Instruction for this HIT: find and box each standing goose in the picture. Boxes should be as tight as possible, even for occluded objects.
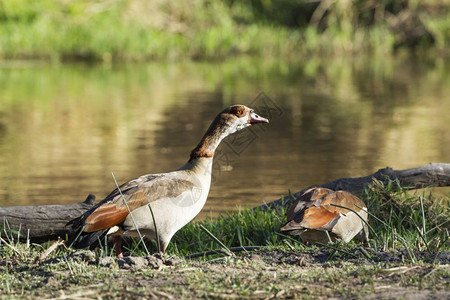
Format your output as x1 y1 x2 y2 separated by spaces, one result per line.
67 105 268 256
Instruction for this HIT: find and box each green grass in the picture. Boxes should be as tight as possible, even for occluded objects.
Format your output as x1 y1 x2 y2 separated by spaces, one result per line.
122 180 448 258
0 0 449 62
1 180 448 259
0 181 449 298
362 179 449 256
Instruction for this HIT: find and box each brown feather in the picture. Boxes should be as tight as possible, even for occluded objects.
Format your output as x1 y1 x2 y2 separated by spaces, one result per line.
84 189 148 232
286 187 333 220
84 204 129 232
309 187 333 200
299 206 339 229
321 191 366 214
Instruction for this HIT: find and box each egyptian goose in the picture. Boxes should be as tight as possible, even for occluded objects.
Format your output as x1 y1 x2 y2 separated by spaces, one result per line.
67 105 268 256
280 187 368 244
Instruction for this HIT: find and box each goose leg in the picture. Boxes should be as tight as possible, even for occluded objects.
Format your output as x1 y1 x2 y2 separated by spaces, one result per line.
113 236 123 257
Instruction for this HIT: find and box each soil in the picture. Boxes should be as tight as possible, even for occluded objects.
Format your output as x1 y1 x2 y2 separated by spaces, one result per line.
2 249 449 299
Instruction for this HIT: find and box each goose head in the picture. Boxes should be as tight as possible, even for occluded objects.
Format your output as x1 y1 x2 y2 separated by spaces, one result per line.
220 104 269 134
190 105 269 160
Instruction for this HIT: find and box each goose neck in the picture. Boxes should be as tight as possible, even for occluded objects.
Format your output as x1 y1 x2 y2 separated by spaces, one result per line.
178 157 214 178
189 116 232 161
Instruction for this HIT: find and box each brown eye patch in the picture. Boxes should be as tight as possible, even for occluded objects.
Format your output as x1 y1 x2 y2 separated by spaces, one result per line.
230 105 246 117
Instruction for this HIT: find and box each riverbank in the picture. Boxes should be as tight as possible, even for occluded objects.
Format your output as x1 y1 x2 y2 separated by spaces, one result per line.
1 182 448 298
1 248 449 298
0 0 449 62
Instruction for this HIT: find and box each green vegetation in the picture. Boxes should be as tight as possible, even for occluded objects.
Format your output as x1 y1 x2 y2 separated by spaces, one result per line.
0 0 449 62
0 182 449 298
148 180 450 257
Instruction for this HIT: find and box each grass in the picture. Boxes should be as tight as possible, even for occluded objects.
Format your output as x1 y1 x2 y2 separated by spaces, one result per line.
137 180 448 258
0 0 449 62
0 181 449 298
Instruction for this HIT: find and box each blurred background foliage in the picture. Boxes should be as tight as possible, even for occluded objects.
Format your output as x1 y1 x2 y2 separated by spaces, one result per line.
0 0 448 62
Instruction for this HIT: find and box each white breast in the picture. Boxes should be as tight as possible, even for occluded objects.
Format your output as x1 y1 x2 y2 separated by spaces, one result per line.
120 165 212 245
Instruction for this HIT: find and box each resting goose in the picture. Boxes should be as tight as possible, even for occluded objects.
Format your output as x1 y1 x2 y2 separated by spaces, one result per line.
280 187 368 244
67 105 268 256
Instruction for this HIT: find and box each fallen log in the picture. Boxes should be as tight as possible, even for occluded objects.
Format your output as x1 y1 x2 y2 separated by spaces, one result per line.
0 163 449 242
0 194 96 241
259 162 450 210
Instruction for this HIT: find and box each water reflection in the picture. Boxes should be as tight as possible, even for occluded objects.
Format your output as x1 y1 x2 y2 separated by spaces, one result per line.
0 57 448 217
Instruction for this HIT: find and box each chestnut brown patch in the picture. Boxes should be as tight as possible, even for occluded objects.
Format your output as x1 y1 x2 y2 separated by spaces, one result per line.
301 206 339 229
230 105 247 118
85 204 129 232
190 146 214 159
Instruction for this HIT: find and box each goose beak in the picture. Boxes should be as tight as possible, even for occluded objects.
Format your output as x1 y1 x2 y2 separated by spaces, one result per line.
249 110 269 124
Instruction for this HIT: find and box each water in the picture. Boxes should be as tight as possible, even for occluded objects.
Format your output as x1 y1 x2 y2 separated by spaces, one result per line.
0 57 449 217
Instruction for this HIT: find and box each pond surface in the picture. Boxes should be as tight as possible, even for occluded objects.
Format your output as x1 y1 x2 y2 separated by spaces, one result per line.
0 57 449 217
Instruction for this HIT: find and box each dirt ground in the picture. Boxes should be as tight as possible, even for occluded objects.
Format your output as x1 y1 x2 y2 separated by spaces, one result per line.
2 248 448 299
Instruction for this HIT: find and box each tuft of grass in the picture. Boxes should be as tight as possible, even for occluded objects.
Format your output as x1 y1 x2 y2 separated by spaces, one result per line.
169 205 289 256
363 178 449 255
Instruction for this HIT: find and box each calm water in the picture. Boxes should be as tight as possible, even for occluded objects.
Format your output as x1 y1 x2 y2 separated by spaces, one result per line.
0 57 449 217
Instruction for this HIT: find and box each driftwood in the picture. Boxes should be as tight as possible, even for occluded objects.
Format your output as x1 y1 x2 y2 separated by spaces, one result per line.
0 163 449 242
259 162 450 210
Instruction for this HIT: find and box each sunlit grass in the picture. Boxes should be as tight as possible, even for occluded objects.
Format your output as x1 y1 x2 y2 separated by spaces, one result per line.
116 180 449 259
1 180 447 260
0 0 449 61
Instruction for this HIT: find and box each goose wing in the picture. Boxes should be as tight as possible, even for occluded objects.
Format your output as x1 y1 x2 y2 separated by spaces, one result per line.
70 174 195 233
